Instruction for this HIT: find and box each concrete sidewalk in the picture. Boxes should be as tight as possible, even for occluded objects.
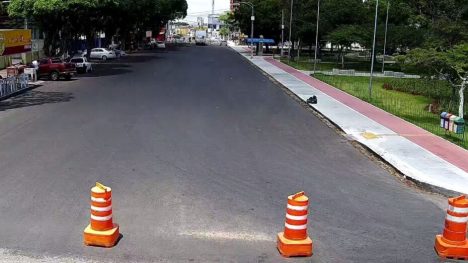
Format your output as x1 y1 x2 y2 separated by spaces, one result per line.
230 44 468 195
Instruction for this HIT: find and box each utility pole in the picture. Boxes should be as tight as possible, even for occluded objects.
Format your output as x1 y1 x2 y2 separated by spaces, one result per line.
312 0 320 75
382 1 390 73
288 0 294 60
250 6 254 59
235 2 254 59
281 9 284 57
208 0 215 38
368 0 379 100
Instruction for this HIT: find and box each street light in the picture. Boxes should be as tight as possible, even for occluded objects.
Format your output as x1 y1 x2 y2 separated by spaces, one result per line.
368 0 379 100
288 0 294 60
382 1 390 73
235 1 255 59
281 9 285 57
312 0 320 75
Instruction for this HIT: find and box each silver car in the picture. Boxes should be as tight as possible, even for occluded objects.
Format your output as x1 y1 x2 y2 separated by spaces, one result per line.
89 48 116 61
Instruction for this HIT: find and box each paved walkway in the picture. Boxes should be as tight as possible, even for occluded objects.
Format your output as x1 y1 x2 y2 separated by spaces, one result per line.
230 44 468 194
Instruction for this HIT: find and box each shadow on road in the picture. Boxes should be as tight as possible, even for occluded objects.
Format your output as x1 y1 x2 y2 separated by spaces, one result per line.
78 53 163 79
0 90 74 111
77 65 133 78
121 53 163 63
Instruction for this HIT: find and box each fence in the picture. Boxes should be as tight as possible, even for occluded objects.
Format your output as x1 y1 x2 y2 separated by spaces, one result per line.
314 74 467 149
0 74 29 100
320 69 419 79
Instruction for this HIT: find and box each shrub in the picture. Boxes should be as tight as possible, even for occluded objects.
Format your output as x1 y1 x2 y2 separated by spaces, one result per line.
382 83 393 90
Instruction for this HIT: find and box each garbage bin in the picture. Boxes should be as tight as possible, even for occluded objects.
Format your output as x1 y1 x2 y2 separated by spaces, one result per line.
449 115 457 132
440 112 447 129
454 117 465 134
445 113 453 130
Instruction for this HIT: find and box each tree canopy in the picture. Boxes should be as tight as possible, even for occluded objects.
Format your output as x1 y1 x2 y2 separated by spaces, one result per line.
8 0 187 56
232 0 467 53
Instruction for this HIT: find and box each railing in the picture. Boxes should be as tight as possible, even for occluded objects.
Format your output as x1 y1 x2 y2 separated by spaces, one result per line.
0 74 30 100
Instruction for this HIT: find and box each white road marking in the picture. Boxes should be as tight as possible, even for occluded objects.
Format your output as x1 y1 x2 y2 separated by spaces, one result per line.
0 248 101 263
178 230 274 242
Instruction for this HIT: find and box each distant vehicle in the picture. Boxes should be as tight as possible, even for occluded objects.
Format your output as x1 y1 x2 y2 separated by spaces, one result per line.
155 27 166 48
38 58 76 81
156 41 166 49
210 38 221 45
195 30 207 45
112 49 127 58
87 48 116 61
70 57 92 73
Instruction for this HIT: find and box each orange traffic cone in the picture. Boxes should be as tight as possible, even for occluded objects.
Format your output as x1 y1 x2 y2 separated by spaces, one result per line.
277 191 313 257
434 195 468 260
83 182 120 247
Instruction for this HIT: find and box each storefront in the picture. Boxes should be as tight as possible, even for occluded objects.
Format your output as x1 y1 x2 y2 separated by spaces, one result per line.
0 29 32 69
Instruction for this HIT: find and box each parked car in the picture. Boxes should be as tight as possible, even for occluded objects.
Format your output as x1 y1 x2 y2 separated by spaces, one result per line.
113 49 127 58
70 57 92 73
38 58 76 81
156 41 166 49
88 48 116 61
210 38 221 45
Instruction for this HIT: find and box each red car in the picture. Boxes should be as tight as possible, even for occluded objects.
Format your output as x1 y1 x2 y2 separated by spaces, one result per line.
38 58 76 81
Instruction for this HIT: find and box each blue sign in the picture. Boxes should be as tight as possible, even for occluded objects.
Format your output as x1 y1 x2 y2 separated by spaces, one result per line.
246 38 275 44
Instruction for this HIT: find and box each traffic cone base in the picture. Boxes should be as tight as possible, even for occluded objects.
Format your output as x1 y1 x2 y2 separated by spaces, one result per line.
435 235 468 260
277 232 313 257
84 223 120 248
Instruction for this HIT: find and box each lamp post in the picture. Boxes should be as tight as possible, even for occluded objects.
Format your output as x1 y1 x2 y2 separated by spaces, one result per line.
288 0 294 60
368 0 379 100
382 1 390 73
235 2 255 59
312 0 320 75
281 9 285 57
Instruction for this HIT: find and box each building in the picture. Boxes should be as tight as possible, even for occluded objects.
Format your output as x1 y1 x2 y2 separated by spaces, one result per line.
197 17 204 27
0 11 43 69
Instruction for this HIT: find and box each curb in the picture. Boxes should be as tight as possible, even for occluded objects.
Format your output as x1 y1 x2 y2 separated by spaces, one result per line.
230 47 462 197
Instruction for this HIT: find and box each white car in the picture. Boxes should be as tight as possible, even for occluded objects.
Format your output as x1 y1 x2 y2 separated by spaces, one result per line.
89 48 116 61
156 41 166 49
70 57 92 73
114 49 127 58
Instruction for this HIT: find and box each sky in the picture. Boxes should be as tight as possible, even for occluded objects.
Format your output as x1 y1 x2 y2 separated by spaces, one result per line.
183 0 230 24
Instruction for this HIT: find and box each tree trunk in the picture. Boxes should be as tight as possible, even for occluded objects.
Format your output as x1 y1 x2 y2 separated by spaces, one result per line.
86 32 95 60
459 78 466 118
297 38 301 59
340 46 345 69
43 31 53 57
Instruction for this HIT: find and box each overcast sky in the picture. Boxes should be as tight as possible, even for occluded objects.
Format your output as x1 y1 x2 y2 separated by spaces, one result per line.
184 0 230 23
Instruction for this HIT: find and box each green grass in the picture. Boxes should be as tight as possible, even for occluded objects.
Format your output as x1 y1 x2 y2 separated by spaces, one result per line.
280 56 404 73
314 74 467 149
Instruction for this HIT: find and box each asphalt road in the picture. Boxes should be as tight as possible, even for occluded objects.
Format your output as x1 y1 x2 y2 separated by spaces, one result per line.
0 45 448 262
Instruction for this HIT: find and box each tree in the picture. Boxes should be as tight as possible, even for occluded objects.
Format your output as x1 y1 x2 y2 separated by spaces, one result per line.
405 0 468 50
219 27 230 39
233 0 282 41
400 44 468 117
8 0 187 56
326 25 367 68
219 11 236 31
